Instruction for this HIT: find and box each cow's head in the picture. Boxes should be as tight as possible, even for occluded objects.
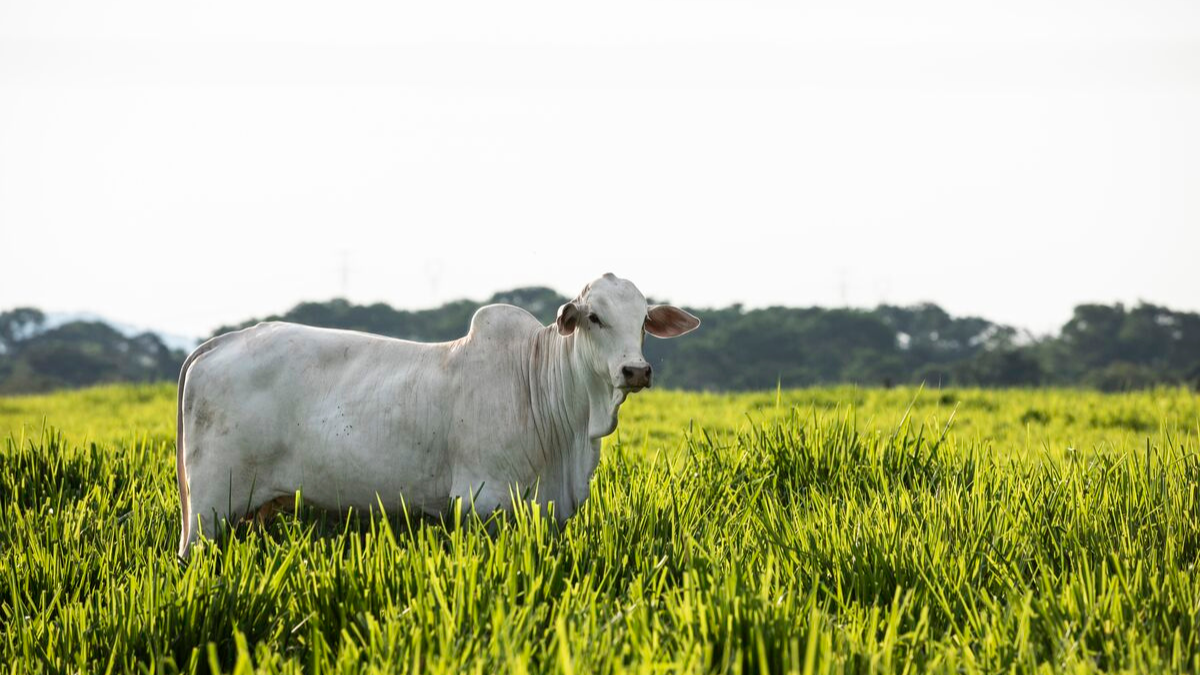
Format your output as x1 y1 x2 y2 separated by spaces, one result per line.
556 274 699 437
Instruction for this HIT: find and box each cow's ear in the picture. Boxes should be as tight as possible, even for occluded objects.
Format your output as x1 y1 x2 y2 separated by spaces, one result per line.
556 302 581 336
645 305 700 338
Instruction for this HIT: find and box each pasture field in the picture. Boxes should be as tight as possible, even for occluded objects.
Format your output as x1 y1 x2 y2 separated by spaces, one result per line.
1 384 1200 673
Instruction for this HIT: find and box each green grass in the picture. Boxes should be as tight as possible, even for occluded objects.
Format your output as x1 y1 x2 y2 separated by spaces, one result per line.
1 385 1199 673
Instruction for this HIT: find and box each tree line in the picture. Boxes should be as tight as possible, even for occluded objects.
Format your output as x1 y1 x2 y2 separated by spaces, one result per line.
3 289 1199 394
0 308 181 395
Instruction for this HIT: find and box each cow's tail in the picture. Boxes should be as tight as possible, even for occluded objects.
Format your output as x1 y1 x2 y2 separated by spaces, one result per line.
176 335 225 559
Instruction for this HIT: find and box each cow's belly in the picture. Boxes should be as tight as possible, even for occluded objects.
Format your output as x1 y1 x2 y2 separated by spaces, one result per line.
253 377 455 516
274 435 453 515
273 418 449 515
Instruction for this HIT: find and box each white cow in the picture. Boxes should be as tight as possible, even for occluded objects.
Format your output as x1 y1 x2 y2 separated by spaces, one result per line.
176 274 699 557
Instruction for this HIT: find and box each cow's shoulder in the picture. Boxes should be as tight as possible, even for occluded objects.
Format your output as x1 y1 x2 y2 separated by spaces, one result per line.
466 304 542 343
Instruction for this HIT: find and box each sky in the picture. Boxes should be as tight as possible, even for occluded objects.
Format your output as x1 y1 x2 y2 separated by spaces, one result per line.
1 0 1198 338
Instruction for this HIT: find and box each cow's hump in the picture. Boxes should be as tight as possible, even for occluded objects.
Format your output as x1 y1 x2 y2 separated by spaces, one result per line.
466 304 542 343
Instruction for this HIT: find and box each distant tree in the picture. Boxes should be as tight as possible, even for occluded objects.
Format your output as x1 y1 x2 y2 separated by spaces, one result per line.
0 319 184 394
1084 362 1164 392
1059 304 1128 374
0 307 46 354
1186 362 1200 392
953 348 1045 387
873 303 1012 366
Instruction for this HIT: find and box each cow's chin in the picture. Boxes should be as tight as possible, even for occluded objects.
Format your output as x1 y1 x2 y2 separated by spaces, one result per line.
611 387 629 409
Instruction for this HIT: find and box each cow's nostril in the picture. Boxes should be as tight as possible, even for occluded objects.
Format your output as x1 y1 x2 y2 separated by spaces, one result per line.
622 366 634 379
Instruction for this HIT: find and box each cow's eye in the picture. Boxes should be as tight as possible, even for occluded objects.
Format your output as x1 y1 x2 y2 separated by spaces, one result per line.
588 313 602 327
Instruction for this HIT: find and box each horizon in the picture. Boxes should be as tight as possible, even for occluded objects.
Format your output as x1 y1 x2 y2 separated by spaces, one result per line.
3 1 1198 338
13 281 1193 346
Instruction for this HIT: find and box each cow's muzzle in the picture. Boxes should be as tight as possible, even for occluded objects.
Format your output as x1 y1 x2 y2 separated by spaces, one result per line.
620 364 652 392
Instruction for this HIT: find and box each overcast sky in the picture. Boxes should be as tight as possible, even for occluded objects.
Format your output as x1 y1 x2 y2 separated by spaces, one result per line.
1 1 1197 338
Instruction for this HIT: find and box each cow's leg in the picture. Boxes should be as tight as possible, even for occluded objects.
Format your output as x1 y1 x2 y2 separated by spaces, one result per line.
253 495 294 524
183 452 276 552
184 465 237 549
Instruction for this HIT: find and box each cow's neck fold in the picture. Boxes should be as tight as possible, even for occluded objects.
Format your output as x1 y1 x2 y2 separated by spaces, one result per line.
530 326 609 514
532 326 624 441
528 325 624 486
